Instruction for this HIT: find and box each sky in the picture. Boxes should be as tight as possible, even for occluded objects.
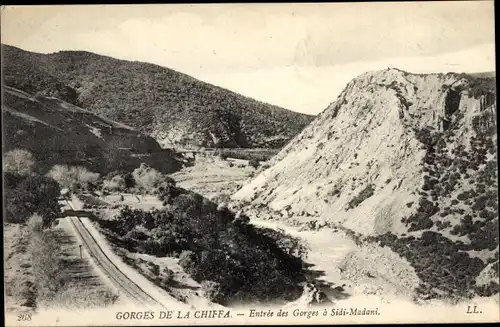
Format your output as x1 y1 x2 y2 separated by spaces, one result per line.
1 2 496 115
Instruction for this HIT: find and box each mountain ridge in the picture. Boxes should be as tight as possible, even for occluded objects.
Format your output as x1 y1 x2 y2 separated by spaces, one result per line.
2 85 182 175
1 44 314 149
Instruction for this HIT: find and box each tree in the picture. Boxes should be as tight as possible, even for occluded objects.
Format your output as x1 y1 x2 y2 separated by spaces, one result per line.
46 165 100 191
103 175 127 192
3 149 36 176
5 175 61 226
4 172 25 189
132 163 166 192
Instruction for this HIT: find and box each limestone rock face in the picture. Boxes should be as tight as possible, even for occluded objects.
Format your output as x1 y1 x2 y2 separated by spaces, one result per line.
233 68 496 236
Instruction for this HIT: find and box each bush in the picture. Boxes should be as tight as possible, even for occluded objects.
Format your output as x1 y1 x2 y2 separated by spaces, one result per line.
248 159 260 169
475 282 500 297
374 231 487 300
4 172 26 189
155 183 182 205
160 267 174 286
27 214 44 234
50 282 119 309
201 280 224 303
148 262 160 276
218 152 228 161
210 149 278 162
347 184 375 209
178 250 196 268
5 175 61 226
257 227 308 260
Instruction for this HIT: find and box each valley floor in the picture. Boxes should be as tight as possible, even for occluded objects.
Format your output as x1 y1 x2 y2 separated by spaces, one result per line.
168 154 497 308
168 155 419 304
170 155 255 202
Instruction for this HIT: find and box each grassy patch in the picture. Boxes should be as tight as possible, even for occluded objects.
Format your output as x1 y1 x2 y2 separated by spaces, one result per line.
4 223 37 310
49 282 119 309
5 215 120 311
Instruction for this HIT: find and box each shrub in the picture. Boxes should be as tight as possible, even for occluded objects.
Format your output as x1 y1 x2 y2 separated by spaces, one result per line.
248 159 260 169
475 282 500 297
106 171 136 189
27 214 44 234
347 184 375 209
178 250 196 268
209 149 277 162
50 282 119 309
161 267 174 286
148 262 160 276
3 148 36 176
405 198 439 231
156 183 182 205
256 227 309 260
201 280 224 303
374 231 488 299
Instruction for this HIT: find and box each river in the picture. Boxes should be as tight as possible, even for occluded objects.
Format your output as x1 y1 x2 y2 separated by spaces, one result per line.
249 218 357 301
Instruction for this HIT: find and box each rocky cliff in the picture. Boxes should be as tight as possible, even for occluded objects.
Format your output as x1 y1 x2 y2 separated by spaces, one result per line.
233 68 498 300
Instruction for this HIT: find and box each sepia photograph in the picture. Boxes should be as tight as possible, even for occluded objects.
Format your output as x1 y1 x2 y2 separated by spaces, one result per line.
1 2 498 325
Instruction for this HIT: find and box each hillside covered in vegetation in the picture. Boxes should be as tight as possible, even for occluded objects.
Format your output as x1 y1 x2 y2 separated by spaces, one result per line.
2 85 182 175
2 44 314 149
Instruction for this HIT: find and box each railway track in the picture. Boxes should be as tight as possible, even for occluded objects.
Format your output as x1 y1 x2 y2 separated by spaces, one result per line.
65 200 169 310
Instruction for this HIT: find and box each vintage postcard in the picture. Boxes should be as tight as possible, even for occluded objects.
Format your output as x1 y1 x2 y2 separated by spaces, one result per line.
2 2 498 325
